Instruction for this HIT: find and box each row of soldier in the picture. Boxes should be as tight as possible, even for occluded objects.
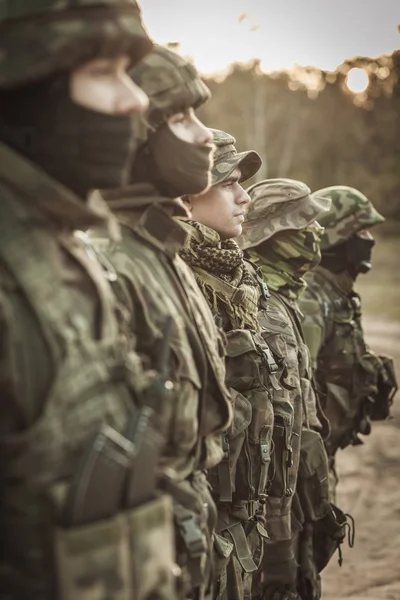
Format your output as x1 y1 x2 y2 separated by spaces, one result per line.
0 2 397 600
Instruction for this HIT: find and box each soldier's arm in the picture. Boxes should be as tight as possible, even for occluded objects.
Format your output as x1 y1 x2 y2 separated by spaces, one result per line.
299 291 327 371
0 283 52 433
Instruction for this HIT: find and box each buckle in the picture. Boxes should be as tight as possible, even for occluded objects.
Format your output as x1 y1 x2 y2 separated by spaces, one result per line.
262 347 279 373
178 516 205 559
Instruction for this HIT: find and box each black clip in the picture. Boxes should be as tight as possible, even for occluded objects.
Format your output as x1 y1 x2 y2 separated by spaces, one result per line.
178 516 205 559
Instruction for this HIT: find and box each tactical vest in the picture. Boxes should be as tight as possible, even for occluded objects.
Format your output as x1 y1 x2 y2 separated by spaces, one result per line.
302 268 381 454
184 262 277 590
0 189 176 600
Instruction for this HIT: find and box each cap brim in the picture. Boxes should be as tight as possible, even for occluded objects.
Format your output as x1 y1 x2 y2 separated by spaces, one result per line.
239 193 332 250
212 150 262 185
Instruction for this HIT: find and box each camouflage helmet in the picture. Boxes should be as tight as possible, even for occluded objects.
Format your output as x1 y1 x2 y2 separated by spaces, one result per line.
131 45 211 134
210 129 262 186
238 178 331 250
314 186 385 250
0 0 152 89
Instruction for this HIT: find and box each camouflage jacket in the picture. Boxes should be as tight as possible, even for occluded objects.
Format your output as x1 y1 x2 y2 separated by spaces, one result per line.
0 142 177 600
89 183 232 594
300 266 384 455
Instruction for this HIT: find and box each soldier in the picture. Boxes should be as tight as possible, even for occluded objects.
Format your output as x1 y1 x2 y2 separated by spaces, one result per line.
0 3 181 600
88 47 232 600
238 179 333 600
299 186 398 501
179 130 278 600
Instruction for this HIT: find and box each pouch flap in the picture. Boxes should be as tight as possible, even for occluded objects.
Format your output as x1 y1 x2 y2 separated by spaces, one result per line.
226 329 257 358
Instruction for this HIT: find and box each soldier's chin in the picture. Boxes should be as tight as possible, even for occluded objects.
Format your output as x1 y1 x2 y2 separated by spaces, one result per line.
231 223 243 239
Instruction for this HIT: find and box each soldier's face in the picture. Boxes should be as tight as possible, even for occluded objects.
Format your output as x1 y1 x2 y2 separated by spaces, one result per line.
70 55 149 115
189 167 251 239
168 108 212 144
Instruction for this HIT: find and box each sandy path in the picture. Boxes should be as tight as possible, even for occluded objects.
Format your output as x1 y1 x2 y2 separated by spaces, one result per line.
323 317 400 600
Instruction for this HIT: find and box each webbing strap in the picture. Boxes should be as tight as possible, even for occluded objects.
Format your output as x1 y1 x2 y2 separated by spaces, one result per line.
225 522 258 573
217 432 232 503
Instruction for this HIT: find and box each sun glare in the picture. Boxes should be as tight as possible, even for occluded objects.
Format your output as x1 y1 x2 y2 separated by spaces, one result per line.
346 68 369 94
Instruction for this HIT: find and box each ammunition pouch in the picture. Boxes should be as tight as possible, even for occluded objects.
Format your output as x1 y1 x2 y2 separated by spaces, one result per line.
212 532 234 600
55 494 177 600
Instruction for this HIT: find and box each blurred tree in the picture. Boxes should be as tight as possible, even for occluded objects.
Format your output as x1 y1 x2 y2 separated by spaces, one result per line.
198 50 400 219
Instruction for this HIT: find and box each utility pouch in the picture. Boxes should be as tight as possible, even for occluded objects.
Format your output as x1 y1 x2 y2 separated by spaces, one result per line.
55 494 177 600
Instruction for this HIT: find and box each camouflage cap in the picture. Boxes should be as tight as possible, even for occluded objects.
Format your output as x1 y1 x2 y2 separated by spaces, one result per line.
131 45 211 132
238 178 331 250
0 0 152 89
314 185 385 250
210 129 262 185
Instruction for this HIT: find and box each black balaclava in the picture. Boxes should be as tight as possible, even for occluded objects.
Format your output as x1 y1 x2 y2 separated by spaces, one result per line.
130 121 213 198
0 73 135 198
320 234 375 280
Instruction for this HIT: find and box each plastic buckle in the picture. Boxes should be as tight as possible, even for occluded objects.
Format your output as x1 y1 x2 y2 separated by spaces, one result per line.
178 516 205 559
262 347 279 373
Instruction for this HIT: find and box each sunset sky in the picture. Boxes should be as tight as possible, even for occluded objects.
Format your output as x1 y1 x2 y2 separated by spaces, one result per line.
140 0 400 75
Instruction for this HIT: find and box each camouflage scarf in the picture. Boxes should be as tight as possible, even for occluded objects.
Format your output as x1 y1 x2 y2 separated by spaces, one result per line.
249 225 323 299
179 220 260 330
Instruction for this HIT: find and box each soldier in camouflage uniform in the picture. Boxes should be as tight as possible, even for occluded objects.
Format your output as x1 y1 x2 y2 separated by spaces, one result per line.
299 186 397 502
0 3 184 600
89 47 233 600
179 130 279 600
238 179 333 600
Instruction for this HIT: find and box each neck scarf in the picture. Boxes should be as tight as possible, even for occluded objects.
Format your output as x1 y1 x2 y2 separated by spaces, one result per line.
179 220 260 330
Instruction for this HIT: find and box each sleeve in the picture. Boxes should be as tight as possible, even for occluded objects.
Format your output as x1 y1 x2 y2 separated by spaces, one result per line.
0 285 52 434
298 289 327 371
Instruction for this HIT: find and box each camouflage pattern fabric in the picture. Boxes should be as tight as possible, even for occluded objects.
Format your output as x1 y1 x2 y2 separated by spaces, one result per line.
245 223 324 301
311 186 385 250
210 129 262 185
0 0 152 88
0 142 179 599
238 178 331 250
131 45 210 134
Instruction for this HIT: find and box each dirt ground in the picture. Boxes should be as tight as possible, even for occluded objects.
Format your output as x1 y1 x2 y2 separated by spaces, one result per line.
321 236 400 600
